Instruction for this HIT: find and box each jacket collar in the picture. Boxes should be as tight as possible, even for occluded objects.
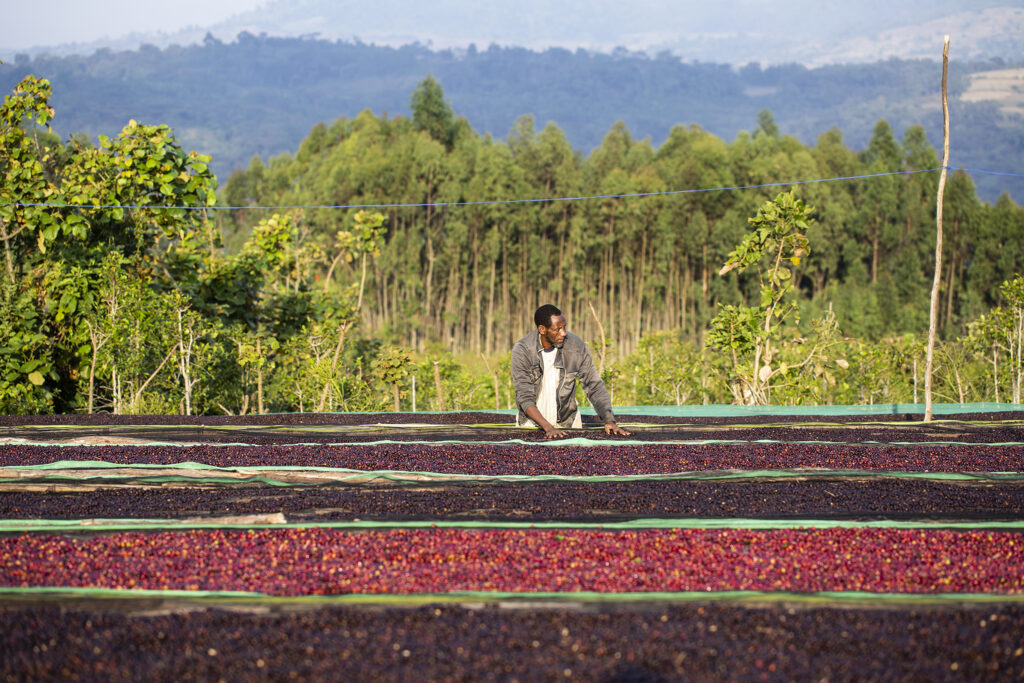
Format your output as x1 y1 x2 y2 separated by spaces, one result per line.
533 330 564 369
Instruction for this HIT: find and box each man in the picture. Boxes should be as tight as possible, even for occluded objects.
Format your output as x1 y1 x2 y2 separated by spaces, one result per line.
511 304 632 439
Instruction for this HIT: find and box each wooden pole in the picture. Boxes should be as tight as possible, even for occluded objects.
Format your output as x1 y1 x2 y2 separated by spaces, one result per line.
925 36 951 422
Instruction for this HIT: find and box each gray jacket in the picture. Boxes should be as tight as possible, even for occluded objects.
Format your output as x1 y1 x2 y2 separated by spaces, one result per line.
510 330 615 428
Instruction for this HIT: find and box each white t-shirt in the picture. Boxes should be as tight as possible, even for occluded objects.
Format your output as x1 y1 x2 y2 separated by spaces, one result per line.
519 347 582 429
535 347 559 425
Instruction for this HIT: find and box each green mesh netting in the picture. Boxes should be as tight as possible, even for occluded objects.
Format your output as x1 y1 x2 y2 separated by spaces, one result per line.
4 517 1024 532
1 586 1022 606
5 460 1023 486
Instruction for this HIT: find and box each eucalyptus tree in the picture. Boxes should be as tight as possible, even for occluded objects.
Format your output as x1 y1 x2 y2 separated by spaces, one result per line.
857 120 904 286
464 135 531 355
655 123 737 337
806 128 860 301
410 75 456 148
967 195 1024 319
940 170 980 334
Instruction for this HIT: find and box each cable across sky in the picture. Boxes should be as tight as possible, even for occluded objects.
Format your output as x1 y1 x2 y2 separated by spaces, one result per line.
0 165 1020 213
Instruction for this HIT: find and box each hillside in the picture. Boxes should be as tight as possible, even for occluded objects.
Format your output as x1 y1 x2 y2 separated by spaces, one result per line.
7 0 1021 67
1 37 1022 201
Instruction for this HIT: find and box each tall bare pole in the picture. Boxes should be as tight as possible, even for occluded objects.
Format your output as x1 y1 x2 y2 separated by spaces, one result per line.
924 36 951 422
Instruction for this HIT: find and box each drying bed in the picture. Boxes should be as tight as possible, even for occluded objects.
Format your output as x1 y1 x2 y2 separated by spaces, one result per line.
3 411 1024 680
3 478 1024 522
4 527 1023 595
4 442 1024 474
5 423 1024 446
3 603 1023 681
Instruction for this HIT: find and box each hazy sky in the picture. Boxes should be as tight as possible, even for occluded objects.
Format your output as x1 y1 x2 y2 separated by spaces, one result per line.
0 0 267 50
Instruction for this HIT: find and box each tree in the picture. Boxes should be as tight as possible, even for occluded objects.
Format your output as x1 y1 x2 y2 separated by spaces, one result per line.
708 191 824 404
756 109 780 139
316 210 385 411
373 345 412 412
858 120 902 286
0 75 57 284
410 75 455 147
970 274 1024 404
0 74 217 413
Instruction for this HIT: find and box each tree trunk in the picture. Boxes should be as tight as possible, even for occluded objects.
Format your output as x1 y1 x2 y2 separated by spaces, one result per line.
635 231 646 352
1011 307 1019 403
701 243 709 318
682 262 690 337
237 339 250 415
992 347 999 403
357 252 368 312
317 322 351 412
871 222 879 284
944 256 955 333
588 301 608 376
85 321 106 415
424 235 435 325
433 361 446 411
175 309 194 417
256 336 264 415
112 365 120 415
485 259 496 356
471 234 481 353
0 219 16 284
502 241 510 351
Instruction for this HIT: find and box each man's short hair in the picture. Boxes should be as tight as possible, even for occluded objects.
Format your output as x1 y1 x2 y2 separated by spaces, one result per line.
534 304 562 328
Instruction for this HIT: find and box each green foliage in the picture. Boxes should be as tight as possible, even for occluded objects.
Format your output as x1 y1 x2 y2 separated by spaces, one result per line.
709 192 820 404
616 331 720 405
969 274 1024 403
0 76 58 259
373 345 412 412
706 305 761 358
0 285 55 413
2 70 1024 415
410 75 456 147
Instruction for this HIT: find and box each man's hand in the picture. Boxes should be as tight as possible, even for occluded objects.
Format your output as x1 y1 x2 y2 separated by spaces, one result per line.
524 405 568 439
544 426 569 439
604 422 632 437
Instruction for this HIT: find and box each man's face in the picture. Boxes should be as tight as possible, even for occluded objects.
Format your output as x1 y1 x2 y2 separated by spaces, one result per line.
539 314 567 349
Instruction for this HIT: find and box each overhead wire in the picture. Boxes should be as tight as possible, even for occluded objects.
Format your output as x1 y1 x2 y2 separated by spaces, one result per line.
4 165 1018 212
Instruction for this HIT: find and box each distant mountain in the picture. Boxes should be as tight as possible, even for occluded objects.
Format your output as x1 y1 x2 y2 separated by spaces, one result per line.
5 0 1023 66
2 35 1022 202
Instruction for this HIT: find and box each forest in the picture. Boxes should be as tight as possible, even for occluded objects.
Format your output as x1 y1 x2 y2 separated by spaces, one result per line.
1 34 1022 202
1 73 1023 415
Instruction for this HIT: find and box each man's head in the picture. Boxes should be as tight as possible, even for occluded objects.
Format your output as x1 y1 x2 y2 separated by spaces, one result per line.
534 304 567 349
